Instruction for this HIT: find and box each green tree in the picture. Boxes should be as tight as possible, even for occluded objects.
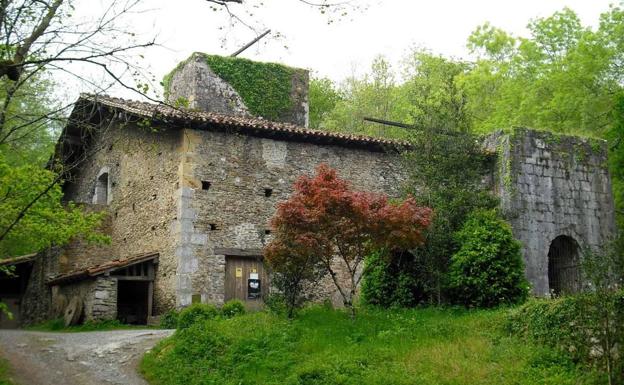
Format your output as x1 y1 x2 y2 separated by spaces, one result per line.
398 50 471 132
403 127 497 304
321 56 411 138
0 154 107 258
308 77 341 129
459 7 619 136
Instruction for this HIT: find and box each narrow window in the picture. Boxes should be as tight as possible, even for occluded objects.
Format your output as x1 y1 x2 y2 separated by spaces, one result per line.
209 223 218 231
264 229 272 235
202 181 211 191
94 172 109 205
264 188 273 197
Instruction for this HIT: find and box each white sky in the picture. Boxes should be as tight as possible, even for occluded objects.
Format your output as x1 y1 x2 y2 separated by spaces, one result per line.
72 0 616 100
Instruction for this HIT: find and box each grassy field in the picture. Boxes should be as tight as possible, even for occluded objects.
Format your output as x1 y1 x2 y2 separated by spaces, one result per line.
0 357 15 385
140 306 598 385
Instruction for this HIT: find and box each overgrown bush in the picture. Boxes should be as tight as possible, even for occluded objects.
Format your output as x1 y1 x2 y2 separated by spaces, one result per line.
177 303 219 329
508 292 624 384
221 300 245 318
159 309 180 329
361 250 427 307
448 209 529 307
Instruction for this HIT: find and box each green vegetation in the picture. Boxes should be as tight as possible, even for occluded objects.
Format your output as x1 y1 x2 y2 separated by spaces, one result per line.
163 53 296 121
159 300 248 329
27 318 155 332
0 357 15 385
177 303 220 329
448 210 529 307
396 126 498 305
309 4 624 231
141 306 596 385
508 293 624 384
0 155 109 257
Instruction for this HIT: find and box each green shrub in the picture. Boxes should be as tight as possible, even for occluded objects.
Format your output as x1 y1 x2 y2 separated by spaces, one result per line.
448 209 529 308
221 300 245 318
177 303 219 329
508 292 624 384
159 309 180 329
361 250 427 308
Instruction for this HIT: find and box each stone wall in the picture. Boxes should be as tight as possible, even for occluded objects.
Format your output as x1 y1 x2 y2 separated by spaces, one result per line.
175 128 406 307
90 277 117 321
492 128 616 295
167 53 250 117
19 248 60 325
52 276 117 322
62 120 183 313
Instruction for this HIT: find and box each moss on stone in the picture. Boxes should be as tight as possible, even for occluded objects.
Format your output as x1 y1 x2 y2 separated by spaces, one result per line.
163 53 296 121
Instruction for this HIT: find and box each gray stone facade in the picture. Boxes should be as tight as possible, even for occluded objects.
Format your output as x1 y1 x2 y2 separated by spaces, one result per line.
57 117 617 312
489 128 616 296
15 90 609 327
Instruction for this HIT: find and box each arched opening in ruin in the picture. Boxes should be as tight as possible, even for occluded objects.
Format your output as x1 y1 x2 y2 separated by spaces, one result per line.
547 235 582 296
94 172 109 205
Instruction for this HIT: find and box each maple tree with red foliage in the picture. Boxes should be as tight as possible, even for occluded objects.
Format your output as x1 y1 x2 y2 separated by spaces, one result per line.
264 164 432 317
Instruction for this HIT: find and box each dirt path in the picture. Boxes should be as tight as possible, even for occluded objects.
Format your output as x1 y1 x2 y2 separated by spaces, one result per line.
0 329 173 385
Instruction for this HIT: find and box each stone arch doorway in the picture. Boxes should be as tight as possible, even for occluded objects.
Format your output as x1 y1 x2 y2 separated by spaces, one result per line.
547 235 582 296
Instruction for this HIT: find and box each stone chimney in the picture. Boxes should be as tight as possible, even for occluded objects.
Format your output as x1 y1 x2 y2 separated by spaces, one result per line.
164 52 309 127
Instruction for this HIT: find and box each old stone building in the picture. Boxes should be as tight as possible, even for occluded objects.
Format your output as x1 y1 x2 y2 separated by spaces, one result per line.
0 53 616 327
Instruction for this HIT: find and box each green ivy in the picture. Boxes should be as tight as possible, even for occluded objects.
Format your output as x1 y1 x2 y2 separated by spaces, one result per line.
163 53 296 121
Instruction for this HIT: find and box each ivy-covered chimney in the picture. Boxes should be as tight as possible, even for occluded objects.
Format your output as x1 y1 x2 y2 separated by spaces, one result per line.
163 52 309 127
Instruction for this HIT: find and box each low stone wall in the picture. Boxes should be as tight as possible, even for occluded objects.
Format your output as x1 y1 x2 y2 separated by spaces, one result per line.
52 276 118 323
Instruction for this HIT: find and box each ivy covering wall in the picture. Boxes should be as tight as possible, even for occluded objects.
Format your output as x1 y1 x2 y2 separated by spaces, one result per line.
163 53 296 121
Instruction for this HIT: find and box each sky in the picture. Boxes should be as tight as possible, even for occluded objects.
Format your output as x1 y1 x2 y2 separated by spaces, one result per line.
72 0 616 100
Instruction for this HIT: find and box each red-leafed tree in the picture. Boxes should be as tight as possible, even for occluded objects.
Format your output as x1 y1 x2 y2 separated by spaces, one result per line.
264 163 432 318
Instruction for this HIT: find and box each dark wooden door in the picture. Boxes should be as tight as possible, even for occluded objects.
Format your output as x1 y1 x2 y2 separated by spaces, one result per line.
224 256 269 309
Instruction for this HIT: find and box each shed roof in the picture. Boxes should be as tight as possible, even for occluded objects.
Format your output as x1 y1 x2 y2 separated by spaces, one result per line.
0 253 37 267
47 251 159 286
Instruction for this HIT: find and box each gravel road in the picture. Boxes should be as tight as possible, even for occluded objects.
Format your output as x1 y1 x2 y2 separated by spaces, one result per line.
0 329 173 385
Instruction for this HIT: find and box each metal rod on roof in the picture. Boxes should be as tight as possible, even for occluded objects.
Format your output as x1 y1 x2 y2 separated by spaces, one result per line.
231 29 271 57
363 117 461 137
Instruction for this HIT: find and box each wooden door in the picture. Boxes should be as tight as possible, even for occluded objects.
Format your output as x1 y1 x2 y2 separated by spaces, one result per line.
224 256 269 309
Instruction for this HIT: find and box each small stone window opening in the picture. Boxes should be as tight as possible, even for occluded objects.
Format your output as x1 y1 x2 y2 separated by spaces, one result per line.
264 188 273 197
264 229 272 235
202 181 211 191
94 172 109 205
209 223 218 231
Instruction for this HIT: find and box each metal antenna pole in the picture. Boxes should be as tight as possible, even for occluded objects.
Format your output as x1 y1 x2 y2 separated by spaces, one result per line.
231 29 271 57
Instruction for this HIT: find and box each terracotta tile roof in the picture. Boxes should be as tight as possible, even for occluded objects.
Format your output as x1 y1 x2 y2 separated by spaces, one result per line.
77 94 409 152
0 253 37 267
47 251 159 285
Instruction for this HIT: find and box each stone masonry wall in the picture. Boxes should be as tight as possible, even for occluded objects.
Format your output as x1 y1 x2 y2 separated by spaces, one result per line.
90 276 117 321
167 53 250 117
175 129 406 307
493 128 616 296
62 120 182 313
52 276 117 322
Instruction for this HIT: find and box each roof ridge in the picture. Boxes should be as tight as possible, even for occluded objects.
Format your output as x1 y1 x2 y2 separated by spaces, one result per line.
77 94 410 150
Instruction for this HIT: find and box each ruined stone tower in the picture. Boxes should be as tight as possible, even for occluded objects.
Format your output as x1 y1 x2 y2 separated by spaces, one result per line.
164 52 310 127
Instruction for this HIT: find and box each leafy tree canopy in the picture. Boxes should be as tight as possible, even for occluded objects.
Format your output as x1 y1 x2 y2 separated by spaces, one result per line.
264 164 432 317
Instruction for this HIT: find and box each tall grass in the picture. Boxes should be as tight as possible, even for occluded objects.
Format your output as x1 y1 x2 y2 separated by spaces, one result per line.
141 306 597 385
